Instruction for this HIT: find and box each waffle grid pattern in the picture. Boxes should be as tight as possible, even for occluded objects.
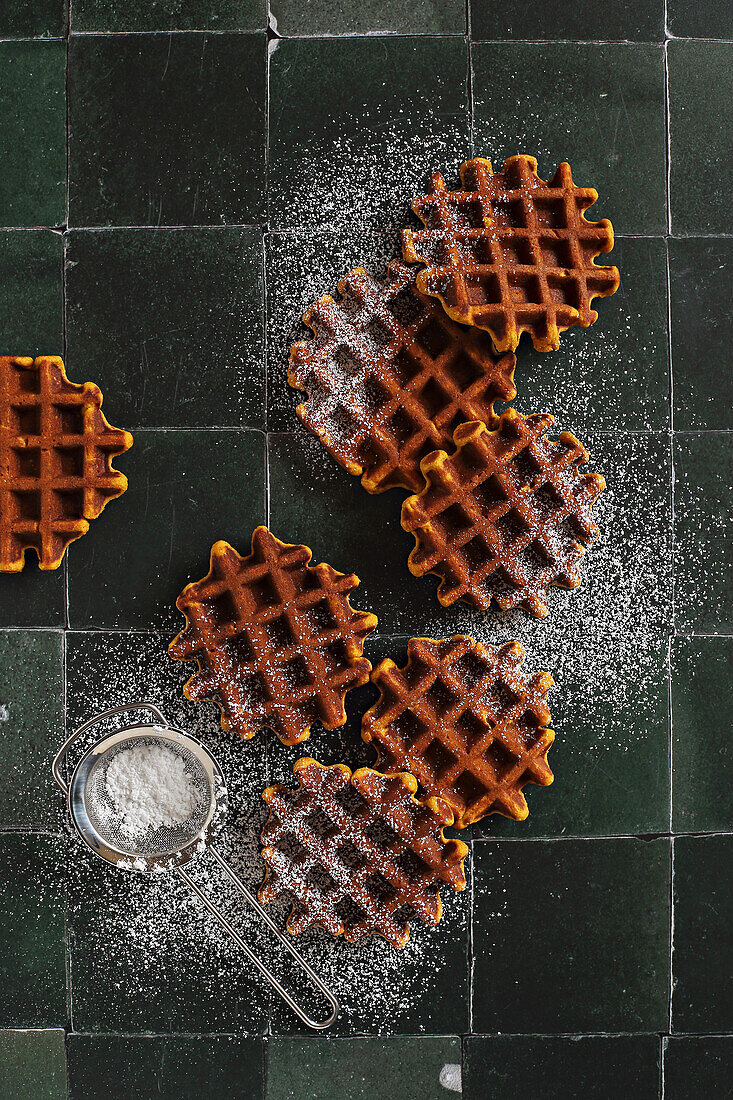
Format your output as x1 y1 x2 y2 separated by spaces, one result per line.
288 260 516 493
362 636 554 828
169 527 378 745
403 155 620 352
0 356 132 571
402 409 605 617
259 758 468 948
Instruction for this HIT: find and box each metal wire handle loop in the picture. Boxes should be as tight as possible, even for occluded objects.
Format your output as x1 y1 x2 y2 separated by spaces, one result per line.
209 844 339 1028
51 701 171 795
179 846 339 1030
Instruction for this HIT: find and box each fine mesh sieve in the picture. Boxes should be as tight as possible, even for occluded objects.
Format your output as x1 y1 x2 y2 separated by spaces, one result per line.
52 702 339 1029
82 734 214 861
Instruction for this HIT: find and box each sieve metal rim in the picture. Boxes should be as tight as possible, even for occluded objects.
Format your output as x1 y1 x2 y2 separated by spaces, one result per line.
67 722 228 873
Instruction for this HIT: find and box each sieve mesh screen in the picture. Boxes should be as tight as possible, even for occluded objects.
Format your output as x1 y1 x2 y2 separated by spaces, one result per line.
83 735 213 857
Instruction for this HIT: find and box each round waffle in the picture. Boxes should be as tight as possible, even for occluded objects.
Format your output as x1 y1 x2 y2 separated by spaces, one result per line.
0 356 132 571
401 409 605 617
403 155 619 353
259 757 468 948
169 527 378 746
362 636 554 828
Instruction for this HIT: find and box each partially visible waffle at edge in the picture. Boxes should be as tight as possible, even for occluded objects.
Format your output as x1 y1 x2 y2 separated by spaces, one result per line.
288 260 516 493
169 527 378 745
403 155 619 353
0 356 132 572
259 758 468 947
402 409 605 618
362 636 554 828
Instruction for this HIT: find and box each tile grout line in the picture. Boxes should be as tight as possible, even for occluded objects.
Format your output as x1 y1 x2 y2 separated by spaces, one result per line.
663 16 677 1070
3 225 733 239
2 32 733 43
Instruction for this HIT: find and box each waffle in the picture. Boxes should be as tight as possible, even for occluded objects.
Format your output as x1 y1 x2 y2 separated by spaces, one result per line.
169 527 378 746
362 636 554 827
0 356 132 572
259 757 468 947
402 155 620 353
402 409 605 618
288 260 516 494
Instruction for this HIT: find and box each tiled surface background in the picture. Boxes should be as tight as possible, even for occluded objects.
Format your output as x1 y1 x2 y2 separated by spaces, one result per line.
0 0 731 1096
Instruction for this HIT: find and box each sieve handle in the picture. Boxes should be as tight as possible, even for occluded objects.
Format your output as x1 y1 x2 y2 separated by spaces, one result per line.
51 702 171 795
178 845 340 1031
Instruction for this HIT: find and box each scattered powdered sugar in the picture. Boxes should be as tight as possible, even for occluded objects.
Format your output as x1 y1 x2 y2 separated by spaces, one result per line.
104 743 199 837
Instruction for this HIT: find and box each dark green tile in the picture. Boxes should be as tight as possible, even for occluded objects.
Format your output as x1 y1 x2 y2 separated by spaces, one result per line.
472 43 666 234
471 0 664 40
673 835 733 1032
66 228 265 429
270 0 464 35
674 433 732 634
69 33 267 227
0 1030 65 1100
265 230 400 431
266 1037 461 1100
508 236 669 432
68 1035 265 1099
0 631 63 828
473 839 671 1032
66 631 274 1031
672 637 733 832
67 429 265 629
669 238 733 431
669 42 733 235
665 1038 733 1100
0 1 65 37
667 0 733 45
0 231 62 354
463 1036 660 1100
0 42 66 228
269 37 470 232
0 567 66 627
0 834 66 1027
72 0 265 31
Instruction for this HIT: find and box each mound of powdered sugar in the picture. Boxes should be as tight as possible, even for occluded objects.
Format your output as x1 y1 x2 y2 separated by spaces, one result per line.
105 743 199 836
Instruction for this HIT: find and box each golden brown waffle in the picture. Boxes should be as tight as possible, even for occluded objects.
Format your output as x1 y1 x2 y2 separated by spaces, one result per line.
169 527 378 746
288 260 516 494
0 356 132 572
259 757 468 947
402 409 605 618
362 636 554 827
402 155 619 353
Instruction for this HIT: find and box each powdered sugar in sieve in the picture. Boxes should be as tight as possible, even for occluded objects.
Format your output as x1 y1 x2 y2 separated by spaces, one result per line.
85 735 211 856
